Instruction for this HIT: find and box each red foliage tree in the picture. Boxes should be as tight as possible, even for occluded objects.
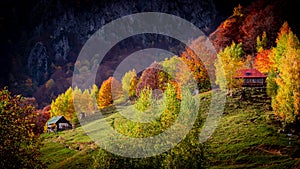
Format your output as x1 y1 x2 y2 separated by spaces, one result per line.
209 1 286 54
35 105 51 134
136 62 169 97
19 97 50 135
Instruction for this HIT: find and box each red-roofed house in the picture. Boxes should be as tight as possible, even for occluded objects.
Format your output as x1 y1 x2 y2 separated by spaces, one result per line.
233 68 267 87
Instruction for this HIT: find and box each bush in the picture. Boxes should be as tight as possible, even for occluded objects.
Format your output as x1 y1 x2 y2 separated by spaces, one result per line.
0 87 45 168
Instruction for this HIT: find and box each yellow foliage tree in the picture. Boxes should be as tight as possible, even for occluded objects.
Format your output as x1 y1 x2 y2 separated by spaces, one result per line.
121 69 137 99
268 22 300 125
215 42 244 95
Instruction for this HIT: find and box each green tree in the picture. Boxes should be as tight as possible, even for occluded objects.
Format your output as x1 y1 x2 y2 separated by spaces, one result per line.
160 83 180 130
215 42 244 95
90 84 99 101
0 88 44 169
266 69 278 97
134 87 152 112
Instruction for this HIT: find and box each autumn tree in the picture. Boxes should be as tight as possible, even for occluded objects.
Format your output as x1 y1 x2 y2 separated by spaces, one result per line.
50 87 78 124
254 49 272 74
75 89 94 116
40 105 51 132
75 84 98 115
181 48 210 91
98 77 122 109
256 31 268 52
210 1 282 54
136 62 169 97
273 47 300 124
215 42 244 95
270 27 300 125
162 56 195 90
122 69 137 99
267 22 293 98
0 88 44 169
129 73 138 99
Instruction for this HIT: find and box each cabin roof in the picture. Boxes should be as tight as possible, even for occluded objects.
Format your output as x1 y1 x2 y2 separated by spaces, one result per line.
47 116 70 125
233 68 267 78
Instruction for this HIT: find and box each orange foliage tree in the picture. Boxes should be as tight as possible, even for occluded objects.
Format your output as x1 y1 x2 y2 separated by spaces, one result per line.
254 49 272 74
181 48 210 91
98 77 122 109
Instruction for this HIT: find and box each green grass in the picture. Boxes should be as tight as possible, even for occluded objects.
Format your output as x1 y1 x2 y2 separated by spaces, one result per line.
205 91 300 168
40 90 300 168
40 127 97 169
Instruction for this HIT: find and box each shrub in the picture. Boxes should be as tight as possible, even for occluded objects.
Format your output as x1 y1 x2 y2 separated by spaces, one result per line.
0 87 45 168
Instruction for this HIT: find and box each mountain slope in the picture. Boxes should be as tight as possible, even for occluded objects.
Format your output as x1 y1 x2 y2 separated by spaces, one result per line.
40 90 300 168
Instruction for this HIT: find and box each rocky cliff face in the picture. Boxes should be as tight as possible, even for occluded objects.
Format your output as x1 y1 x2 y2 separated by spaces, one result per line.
4 0 225 107
1 0 253 107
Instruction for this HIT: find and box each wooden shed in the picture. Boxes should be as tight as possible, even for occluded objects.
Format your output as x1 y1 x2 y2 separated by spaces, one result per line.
47 116 72 132
233 68 267 87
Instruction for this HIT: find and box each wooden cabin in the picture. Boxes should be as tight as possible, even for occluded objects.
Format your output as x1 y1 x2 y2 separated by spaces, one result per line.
233 68 267 87
47 116 72 132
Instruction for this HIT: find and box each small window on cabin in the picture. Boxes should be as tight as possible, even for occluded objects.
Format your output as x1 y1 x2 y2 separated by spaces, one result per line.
246 72 251 76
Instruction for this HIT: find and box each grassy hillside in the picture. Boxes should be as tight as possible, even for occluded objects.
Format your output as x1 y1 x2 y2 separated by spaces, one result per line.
40 90 300 168
205 90 300 168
